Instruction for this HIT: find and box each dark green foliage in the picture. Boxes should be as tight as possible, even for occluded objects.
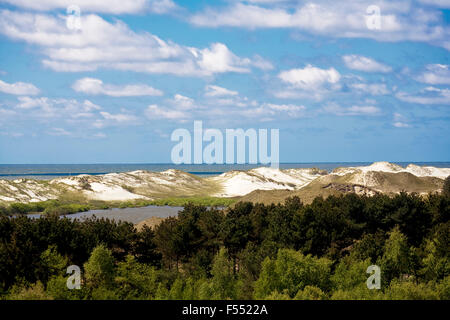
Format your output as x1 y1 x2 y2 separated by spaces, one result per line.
0 193 449 300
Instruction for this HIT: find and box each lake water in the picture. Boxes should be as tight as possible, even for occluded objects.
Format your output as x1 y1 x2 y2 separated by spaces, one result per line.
27 205 184 224
1 162 450 180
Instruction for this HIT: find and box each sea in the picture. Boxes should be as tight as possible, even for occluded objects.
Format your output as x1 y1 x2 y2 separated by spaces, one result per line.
1 162 449 180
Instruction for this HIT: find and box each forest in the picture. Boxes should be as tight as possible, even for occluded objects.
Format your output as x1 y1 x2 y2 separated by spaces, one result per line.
0 191 448 300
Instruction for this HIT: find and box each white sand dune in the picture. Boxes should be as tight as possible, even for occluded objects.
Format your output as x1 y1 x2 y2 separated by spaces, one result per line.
210 167 326 197
0 162 448 203
332 161 450 179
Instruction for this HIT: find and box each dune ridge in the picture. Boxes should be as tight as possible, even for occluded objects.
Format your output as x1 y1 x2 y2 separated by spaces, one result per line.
0 162 448 203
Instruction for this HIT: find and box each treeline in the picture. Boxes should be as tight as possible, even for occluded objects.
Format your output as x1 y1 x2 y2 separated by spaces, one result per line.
0 192 448 300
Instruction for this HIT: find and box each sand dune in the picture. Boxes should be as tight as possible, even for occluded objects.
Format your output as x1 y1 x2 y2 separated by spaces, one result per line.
0 162 448 203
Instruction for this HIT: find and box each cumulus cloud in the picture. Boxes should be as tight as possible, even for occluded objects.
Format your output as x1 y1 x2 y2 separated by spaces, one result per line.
0 79 40 95
145 104 188 120
0 10 268 76
260 103 305 118
396 86 450 104
72 78 163 96
204 88 257 108
204 85 238 97
349 82 390 95
15 96 101 119
275 65 340 100
415 64 450 85
190 1 449 50
0 0 178 14
278 65 340 89
100 111 137 122
170 94 196 110
342 55 392 73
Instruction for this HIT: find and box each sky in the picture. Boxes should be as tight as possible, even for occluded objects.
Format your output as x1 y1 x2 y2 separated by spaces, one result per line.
0 0 449 164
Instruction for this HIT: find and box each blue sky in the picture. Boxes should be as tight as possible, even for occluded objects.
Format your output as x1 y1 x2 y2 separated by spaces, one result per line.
0 0 449 163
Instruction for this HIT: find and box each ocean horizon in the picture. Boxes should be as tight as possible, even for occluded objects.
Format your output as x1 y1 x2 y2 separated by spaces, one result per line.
1 162 449 180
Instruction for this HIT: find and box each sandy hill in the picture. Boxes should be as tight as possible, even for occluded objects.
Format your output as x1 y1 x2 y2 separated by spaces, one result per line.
0 162 448 204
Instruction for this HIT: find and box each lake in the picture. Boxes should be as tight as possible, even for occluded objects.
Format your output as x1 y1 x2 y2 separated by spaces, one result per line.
27 205 184 224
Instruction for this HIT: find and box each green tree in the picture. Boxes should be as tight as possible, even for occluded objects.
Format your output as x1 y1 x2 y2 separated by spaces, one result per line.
38 245 68 284
210 248 236 299
420 223 450 281
379 226 412 284
331 256 373 291
254 249 331 298
168 278 185 300
84 244 115 289
115 255 159 299
220 202 253 273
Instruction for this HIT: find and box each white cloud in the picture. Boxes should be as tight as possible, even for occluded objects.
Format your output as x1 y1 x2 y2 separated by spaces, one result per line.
171 94 196 110
100 111 137 122
16 96 102 119
415 64 450 85
0 0 178 14
278 65 340 89
49 127 72 136
0 79 40 95
396 86 450 104
190 1 449 50
392 112 411 127
145 104 188 120
350 83 390 95
342 55 392 73
276 65 340 100
393 121 411 127
0 10 267 76
204 85 238 97
72 77 163 97
190 43 272 74
323 103 381 116
203 88 256 108
262 103 305 118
